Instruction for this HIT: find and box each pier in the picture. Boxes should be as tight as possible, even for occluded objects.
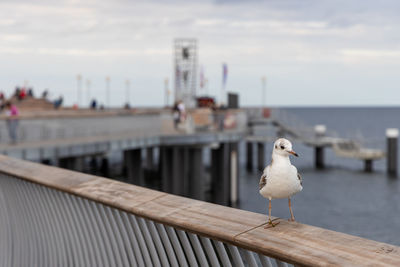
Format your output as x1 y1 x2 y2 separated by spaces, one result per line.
246 108 387 173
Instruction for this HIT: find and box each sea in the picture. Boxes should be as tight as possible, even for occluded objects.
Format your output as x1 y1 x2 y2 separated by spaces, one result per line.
238 107 400 246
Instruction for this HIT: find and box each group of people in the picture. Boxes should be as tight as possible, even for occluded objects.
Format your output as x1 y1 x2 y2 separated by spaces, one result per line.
14 87 34 101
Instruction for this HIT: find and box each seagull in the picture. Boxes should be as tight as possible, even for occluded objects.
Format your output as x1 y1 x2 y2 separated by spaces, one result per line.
259 138 302 227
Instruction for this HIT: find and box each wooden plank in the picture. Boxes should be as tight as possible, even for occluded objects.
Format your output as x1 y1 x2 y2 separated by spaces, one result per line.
235 219 400 267
132 194 267 244
0 154 96 192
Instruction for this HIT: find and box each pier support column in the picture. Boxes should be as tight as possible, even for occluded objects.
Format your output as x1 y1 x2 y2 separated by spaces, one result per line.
160 146 188 195
58 156 85 172
188 147 205 200
315 147 324 169
315 124 326 169
89 156 98 174
211 142 239 206
146 147 154 170
246 142 253 172
160 147 173 193
124 149 143 185
171 147 187 195
257 142 265 172
387 128 398 177
364 159 373 173
230 142 239 207
100 156 109 177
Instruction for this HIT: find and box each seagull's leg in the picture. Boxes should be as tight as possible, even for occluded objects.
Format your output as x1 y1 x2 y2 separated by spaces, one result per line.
265 198 279 228
288 197 295 222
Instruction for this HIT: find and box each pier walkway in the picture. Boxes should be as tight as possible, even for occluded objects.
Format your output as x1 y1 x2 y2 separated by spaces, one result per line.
0 155 399 266
247 108 386 171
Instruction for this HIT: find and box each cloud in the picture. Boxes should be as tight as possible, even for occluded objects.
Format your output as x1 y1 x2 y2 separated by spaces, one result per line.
1 0 400 105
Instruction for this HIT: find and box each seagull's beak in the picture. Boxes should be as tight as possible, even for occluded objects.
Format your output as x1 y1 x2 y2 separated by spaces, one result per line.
288 150 299 157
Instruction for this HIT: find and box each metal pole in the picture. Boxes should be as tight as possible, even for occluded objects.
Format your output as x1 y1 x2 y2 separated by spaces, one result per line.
86 79 91 106
76 74 82 107
125 80 130 106
386 128 398 177
164 78 169 106
261 76 266 107
106 76 110 108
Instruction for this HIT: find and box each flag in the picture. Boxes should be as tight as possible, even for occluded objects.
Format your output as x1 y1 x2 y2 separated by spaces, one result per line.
200 65 205 88
222 63 228 87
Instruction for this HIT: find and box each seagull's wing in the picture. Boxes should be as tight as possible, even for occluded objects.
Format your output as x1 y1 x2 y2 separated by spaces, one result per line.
259 165 270 190
297 173 302 186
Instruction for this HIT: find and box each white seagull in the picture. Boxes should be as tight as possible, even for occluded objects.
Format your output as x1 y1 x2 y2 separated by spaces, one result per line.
259 138 302 227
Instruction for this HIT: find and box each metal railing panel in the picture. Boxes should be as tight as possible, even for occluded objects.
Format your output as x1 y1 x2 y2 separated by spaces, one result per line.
136 216 162 266
1 159 397 267
147 220 171 267
227 244 245 267
258 255 274 267
90 201 118 267
155 222 180 267
97 203 123 267
177 229 199 267
243 250 259 267
103 205 131 267
199 236 220 267
120 212 145 266
112 209 138 267
188 232 209 267
165 225 189 267
127 213 153 266
212 239 232 267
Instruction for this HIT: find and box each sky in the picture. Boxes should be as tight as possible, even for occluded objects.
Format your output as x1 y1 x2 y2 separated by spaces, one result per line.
1 0 400 107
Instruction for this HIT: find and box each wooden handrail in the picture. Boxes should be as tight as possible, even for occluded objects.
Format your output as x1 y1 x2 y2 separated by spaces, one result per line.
0 154 399 266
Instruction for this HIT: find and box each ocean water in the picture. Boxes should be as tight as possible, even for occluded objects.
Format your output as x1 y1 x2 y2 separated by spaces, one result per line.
238 107 400 246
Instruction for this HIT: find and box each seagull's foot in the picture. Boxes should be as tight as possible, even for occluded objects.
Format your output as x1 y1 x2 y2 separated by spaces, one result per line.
264 218 280 228
288 218 296 222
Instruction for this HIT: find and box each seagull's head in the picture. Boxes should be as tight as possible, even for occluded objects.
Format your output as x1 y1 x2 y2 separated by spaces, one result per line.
273 138 299 157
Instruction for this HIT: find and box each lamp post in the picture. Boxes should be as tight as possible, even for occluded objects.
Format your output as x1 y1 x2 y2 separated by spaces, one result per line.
76 74 82 107
86 79 91 106
105 76 110 108
261 76 266 107
164 78 169 106
125 79 130 106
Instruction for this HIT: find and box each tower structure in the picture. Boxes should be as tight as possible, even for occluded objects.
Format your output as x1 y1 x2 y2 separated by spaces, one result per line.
174 38 197 108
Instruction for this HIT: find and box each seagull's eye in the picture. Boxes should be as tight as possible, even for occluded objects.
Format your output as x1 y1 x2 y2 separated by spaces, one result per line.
280 145 285 149
275 145 277 149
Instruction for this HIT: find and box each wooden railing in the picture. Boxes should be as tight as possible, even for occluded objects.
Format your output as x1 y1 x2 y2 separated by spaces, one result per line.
0 155 399 266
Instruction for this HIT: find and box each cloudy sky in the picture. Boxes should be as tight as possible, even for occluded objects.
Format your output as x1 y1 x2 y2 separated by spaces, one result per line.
1 0 400 106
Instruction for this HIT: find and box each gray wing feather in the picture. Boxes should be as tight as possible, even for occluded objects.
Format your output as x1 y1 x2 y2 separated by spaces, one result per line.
297 173 302 186
259 165 270 190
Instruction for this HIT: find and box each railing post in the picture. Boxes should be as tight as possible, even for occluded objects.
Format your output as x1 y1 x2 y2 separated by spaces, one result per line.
386 128 398 177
